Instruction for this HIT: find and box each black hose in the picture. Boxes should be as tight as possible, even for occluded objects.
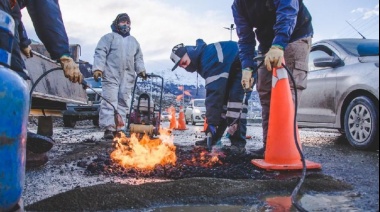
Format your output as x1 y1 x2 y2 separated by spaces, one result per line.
282 64 308 212
29 67 62 99
253 56 308 211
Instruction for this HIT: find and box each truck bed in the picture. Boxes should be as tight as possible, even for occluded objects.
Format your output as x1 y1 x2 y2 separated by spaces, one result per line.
23 46 87 114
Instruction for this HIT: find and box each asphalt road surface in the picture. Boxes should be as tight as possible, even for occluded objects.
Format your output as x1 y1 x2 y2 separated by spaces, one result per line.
22 119 379 211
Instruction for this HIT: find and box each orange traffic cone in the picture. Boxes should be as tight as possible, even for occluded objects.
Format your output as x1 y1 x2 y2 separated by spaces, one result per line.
251 65 321 170
175 106 188 130
201 117 208 133
169 106 177 130
266 196 292 211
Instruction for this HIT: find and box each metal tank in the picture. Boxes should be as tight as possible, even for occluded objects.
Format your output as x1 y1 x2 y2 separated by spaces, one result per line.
0 10 29 211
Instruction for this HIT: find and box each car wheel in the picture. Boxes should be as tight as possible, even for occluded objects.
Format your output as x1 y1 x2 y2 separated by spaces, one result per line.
344 96 379 150
63 116 76 128
191 116 196 126
92 118 99 126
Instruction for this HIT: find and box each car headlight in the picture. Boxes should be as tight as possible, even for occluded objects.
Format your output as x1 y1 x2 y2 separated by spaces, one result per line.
194 109 201 113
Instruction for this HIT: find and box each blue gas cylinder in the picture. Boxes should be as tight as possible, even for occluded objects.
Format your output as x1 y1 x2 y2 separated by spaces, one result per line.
0 10 30 211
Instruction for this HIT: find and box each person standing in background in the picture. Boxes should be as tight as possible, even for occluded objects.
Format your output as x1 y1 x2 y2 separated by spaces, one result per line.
92 13 147 140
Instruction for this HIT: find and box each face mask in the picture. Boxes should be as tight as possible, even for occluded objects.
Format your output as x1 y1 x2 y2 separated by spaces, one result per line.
118 25 130 34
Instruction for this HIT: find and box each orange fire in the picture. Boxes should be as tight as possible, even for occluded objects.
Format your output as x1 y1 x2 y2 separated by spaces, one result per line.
189 149 224 167
111 129 177 170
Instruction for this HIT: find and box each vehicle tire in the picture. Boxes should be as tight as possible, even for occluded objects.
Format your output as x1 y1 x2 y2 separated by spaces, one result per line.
344 96 379 150
63 116 76 128
92 118 99 126
191 116 196 126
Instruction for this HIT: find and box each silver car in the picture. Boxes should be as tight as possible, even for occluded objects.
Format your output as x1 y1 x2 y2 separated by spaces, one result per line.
298 39 379 150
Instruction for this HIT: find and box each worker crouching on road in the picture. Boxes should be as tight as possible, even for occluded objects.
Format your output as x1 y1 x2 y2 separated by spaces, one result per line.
92 13 147 140
170 39 256 154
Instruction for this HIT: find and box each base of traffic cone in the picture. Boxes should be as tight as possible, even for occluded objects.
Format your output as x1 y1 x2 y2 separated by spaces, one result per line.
201 118 208 133
251 159 321 171
174 128 188 131
251 66 322 171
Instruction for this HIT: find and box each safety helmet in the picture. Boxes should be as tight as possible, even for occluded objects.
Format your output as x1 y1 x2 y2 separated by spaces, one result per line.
170 43 187 71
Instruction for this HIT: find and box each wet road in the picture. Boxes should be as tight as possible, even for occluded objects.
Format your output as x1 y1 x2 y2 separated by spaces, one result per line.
23 120 379 211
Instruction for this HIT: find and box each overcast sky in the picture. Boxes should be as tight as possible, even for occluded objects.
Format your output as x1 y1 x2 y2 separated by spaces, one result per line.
21 0 379 84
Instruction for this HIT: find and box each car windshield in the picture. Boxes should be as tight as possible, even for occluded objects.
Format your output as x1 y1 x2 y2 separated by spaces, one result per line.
334 39 379 57
194 100 205 107
84 78 102 88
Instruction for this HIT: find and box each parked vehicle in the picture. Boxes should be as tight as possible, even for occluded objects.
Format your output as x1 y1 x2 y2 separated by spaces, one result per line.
62 77 102 127
160 111 171 122
185 99 206 125
298 38 379 150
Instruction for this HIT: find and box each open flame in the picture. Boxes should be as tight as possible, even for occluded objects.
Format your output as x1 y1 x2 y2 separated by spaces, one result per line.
188 148 224 167
111 129 177 170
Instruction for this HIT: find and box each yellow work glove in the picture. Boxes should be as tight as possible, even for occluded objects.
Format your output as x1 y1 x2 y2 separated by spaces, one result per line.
59 55 83 84
21 46 32 58
93 70 103 82
241 67 254 91
138 71 147 80
264 46 284 71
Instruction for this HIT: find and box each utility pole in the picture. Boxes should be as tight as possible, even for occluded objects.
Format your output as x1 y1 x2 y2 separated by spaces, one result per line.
224 24 236 41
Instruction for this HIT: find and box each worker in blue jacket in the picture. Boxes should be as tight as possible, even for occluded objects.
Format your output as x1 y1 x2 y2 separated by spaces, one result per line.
170 39 255 154
1 0 83 83
232 0 313 158
0 0 83 156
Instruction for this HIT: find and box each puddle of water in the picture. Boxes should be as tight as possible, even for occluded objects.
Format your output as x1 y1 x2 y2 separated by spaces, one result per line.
146 205 251 212
265 194 358 211
137 193 358 212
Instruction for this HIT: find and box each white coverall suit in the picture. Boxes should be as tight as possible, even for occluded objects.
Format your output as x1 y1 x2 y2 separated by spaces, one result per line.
92 33 145 131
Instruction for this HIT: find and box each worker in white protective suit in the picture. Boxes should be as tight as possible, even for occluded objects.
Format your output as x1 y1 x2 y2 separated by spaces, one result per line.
92 13 147 139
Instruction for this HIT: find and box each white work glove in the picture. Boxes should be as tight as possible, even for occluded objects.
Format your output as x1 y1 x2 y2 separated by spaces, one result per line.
241 67 254 91
21 45 32 58
93 70 103 82
59 55 83 84
264 46 284 71
138 71 147 80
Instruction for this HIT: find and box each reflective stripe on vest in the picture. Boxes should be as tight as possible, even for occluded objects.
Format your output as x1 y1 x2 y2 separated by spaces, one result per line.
214 42 224 63
205 72 229 86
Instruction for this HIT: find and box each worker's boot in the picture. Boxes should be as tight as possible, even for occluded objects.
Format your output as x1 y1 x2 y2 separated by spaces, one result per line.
26 150 48 168
104 130 114 140
26 132 54 154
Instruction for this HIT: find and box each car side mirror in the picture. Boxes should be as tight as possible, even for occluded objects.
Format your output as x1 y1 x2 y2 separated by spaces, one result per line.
314 56 342 68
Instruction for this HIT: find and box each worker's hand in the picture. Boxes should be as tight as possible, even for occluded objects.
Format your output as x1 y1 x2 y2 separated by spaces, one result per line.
93 70 103 82
241 67 254 91
21 46 32 58
59 55 83 84
138 71 147 80
264 46 284 71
